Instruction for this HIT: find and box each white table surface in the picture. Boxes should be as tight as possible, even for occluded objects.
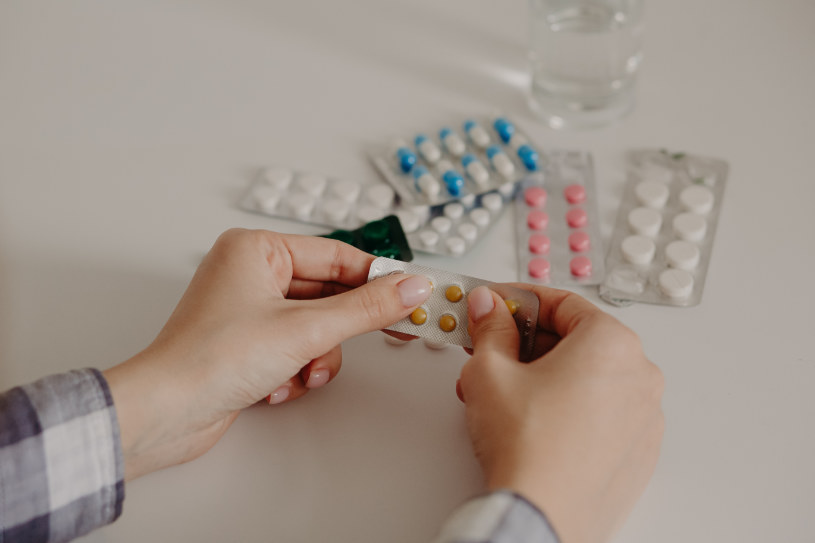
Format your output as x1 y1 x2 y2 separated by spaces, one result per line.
2 1 813 541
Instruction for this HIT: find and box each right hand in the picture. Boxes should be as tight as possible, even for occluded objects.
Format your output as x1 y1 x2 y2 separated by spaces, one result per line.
459 285 664 543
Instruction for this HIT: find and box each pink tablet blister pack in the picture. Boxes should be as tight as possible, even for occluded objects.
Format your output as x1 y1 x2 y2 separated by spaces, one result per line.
599 149 728 307
514 151 605 286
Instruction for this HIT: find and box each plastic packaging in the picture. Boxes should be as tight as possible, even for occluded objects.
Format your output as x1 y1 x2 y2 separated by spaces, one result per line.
321 215 413 261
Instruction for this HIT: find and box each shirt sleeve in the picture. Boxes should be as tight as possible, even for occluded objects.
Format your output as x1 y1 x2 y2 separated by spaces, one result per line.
433 490 560 543
0 368 125 543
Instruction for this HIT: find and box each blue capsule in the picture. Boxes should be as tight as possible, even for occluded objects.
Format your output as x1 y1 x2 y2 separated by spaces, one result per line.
396 146 417 173
442 169 465 197
463 120 477 133
493 118 515 144
517 144 539 171
461 153 477 168
486 144 503 160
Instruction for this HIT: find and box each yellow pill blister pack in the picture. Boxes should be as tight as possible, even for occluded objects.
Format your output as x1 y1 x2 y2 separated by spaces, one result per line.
367 257 540 362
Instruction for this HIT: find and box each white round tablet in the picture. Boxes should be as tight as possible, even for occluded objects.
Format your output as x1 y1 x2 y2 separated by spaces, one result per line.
285 192 315 220
395 210 421 233
679 185 714 214
458 222 478 242
355 204 385 223
327 180 361 203
319 197 351 223
673 212 708 242
481 192 503 212
460 193 477 208
431 216 452 234
295 173 327 196
469 208 490 227
409 205 431 224
498 181 515 198
418 230 439 248
262 167 293 189
253 186 282 213
665 240 701 270
443 202 465 220
445 236 467 256
658 268 694 299
635 180 670 209
366 184 395 209
627 207 663 237
621 235 656 265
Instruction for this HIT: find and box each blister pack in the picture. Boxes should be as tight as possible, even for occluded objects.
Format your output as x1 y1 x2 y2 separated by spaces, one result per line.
514 151 605 286
370 116 541 208
367 257 540 362
322 215 413 261
599 149 729 307
240 166 396 229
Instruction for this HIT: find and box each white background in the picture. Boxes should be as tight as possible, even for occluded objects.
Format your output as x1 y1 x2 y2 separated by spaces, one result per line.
1 1 813 541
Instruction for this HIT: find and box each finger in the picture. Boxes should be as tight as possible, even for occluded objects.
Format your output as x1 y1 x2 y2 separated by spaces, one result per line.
277 233 375 286
300 345 343 389
504 282 605 338
467 285 520 360
287 279 353 300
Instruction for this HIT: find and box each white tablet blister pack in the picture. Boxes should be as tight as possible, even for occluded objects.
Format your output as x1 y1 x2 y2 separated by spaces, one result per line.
367 257 540 362
599 149 729 307
514 151 605 286
240 166 397 229
369 116 541 208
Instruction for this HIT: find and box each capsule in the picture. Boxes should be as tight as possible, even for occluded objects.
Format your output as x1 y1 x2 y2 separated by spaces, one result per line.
414 134 441 164
517 144 540 171
412 165 441 198
486 145 516 179
437 161 464 197
461 153 489 186
463 120 491 148
439 127 466 157
393 140 417 173
492 117 515 144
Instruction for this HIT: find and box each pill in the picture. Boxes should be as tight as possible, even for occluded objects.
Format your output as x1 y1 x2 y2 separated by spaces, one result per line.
262 167 293 189
621 235 656 265
481 192 503 212
524 186 547 207
493 117 515 144
505 299 520 315
461 193 477 208
319 197 351 223
356 204 385 223
528 257 551 279
570 256 592 277
410 307 428 325
507 133 529 151
680 185 714 214
486 145 516 179
439 314 457 332
414 134 441 163
458 222 478 242
285 192 316 219
673 212 708 242
498 181 515 198
395 210 421 233
563 184 587 205
253 186 282 213
424 338 448 350
431 216 452 233
565 208 588 228
365 184 395 209
439 128 466 156
445 285 464 302
517 145 539 171
419 230 439 248
527 209 549 230
441 168 465 197
445 237 467 256
635 180 669 209
470 208 491 227
296 173 327 196
627 207 662 237
568 231 591 252
528 233 550 254
412 166 442 198
384 335 409 346
444 202 465 220
394 140 417 173
327 180 362 203
658 268 694 299
462 154 490 186
665 240 701 270
463 120 491 148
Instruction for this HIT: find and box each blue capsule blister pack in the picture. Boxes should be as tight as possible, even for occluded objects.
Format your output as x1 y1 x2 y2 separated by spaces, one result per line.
370 116 542 208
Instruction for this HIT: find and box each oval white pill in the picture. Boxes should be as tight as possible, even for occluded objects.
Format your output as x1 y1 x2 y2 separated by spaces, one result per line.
419 230 439 247
665 240 701 270
673 212 708 242
635 180 670 209
431 216 452 234
319 197 351 223
445 236 467 256
286 192 315 219
262 167 293 189
458 222 478 242
253 186 282 213
366 184 395 209
627 207 663 237
296 173 326 196
327 180 361 202
395 210 421 233
482 192 503 212
355 204 385 223
469 208 490 227
658 268 695 299
679 185 714 214
444 202 464 220
621 235 656 265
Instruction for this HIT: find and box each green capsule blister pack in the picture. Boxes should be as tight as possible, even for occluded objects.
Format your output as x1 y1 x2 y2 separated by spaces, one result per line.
322 215 414 262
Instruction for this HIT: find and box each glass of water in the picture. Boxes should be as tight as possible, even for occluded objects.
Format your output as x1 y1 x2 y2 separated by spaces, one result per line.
528 0 644 129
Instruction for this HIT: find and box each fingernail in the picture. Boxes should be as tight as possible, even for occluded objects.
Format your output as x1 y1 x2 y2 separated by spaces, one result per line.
306 369 330 389
468 286 495 322
397 275 433 307
268 385 290 404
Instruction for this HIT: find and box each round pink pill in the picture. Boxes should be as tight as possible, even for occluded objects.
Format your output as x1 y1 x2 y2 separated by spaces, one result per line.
524 186 547 208
568 231 590 252
563 184 586 204
528 258 551 279
527 209 549 230
565 207 588 228
528 233 551 254
570 256 592 277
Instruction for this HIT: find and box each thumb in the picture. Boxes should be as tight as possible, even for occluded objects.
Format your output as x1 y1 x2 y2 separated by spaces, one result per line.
467 285 520 360
298 273 432 350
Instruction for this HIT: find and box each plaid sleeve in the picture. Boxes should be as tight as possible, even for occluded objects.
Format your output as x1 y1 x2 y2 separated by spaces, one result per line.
433 490 560 543
0 368 125 543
